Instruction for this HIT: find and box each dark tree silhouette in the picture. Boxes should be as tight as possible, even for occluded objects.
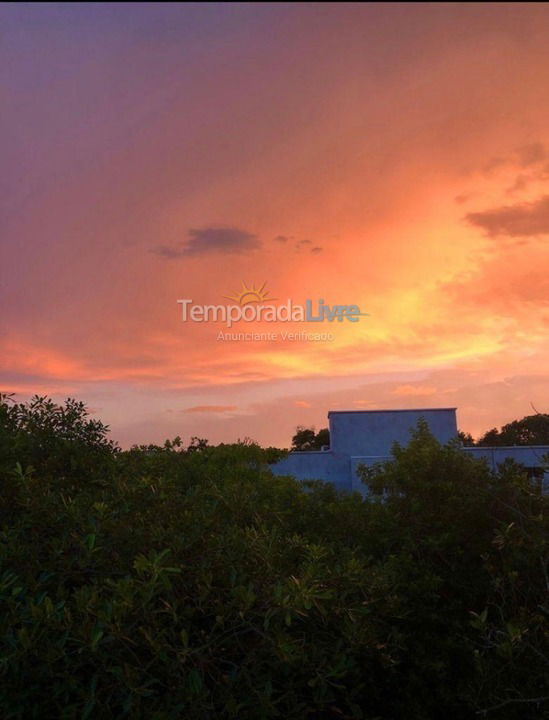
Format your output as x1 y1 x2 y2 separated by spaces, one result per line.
291 426 330 451
477 414 549 446
458 430 475 446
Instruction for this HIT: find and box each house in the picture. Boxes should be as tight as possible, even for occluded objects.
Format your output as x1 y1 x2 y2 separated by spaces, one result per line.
270 408 549 493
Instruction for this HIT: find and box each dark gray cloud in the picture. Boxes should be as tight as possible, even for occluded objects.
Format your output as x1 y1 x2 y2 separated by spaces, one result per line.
271 235 324 253
465 195 549 237
151 227 260 258
293 238 323 253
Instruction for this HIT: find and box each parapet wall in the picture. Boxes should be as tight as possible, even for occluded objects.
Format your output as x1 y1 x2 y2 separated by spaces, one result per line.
328 408 458 456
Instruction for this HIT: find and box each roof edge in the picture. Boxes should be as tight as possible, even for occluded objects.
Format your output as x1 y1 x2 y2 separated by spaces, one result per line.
328 408 457 416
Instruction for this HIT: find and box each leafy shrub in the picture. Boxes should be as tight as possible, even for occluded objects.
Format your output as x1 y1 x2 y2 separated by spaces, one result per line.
0 394 117 488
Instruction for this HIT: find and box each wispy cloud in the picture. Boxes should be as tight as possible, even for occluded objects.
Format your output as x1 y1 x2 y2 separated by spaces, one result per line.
483 142 546 176
184 405 238 413
392 384 438 396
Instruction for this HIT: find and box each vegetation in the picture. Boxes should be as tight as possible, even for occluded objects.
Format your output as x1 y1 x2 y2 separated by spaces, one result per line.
476 413 549 447
0 395 547 719
291 427 330 451
457 430 475 447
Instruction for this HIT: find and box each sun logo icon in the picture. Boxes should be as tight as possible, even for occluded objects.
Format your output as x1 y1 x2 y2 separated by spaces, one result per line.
223 281 276 306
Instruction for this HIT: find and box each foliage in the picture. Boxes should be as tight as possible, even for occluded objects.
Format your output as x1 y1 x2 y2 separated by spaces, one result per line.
457 430 475 446
0 393 117 487
0 397 547 719
291 427 330 451
477 413 549 447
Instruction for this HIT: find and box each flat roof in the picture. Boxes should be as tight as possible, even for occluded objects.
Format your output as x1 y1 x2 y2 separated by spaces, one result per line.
328 408 457 416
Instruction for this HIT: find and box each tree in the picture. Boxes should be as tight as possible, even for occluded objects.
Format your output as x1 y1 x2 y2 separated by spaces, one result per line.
315 427 330 448
477 414 549 446
291 426 330 451
458 430 475 446
187 436 209 453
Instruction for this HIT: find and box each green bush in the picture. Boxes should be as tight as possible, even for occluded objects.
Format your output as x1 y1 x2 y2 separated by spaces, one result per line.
0 398 547 719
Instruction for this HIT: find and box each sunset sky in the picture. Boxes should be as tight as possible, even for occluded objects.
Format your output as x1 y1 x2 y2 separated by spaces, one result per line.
2 3 549 447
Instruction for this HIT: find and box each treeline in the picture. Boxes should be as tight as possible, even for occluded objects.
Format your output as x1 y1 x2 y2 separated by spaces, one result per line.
0 395 547 719
461 413 549 447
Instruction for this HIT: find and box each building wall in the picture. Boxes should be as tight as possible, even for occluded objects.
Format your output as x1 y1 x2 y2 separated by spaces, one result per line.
328 408 458 456
270 450 350 492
